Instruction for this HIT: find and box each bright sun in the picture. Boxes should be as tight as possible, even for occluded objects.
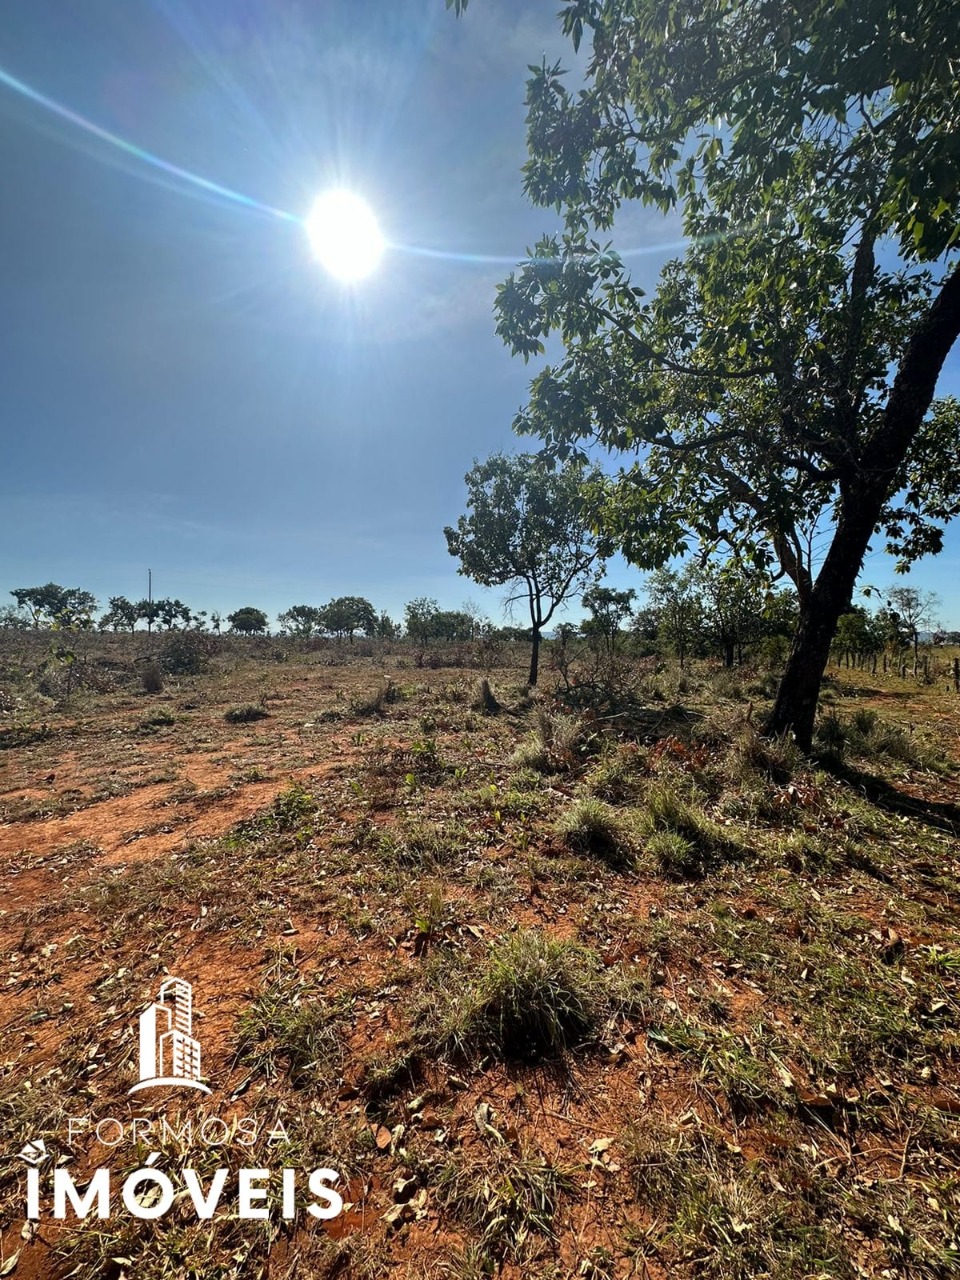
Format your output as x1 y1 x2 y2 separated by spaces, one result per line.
305 190 385 282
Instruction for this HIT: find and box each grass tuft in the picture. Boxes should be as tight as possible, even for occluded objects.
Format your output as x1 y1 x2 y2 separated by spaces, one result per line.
555 796 635 868
640 779 729 878
418 929 602 1061
437 1143 572 1263
814 710 948 771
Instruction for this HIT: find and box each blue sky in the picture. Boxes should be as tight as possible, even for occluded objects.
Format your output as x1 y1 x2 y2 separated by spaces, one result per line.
1 0 959 629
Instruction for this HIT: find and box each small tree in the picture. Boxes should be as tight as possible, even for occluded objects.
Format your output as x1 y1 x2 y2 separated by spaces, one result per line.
581 585 636 656
374 610 398 639
277 605 323 638
445 453 605 685
646 568 703 668
433 610 477 642
885 587 941 667
227 607 269 635
697 564 775 669
833 607 886 670
103 596 139 632
136 599 161 634
155 598 192 631
404 597 442 646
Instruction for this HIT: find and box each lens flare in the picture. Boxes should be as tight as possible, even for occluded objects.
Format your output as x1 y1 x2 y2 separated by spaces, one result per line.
0 62 703 271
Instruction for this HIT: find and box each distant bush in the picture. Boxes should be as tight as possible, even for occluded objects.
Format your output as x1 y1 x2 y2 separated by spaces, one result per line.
141 662 164 694
159 631 218 675
224 704 269 724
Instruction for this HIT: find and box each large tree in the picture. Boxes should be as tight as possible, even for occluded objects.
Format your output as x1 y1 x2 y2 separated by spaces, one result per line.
453 0 960 748
227 607 269 635
318 596 378 643
11 584 97 629
445 452 605 684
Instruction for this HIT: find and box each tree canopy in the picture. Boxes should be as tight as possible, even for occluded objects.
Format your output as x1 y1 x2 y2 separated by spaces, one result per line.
318 596 378 642
227 607 269 635
11 584 98 629
454 0 960 746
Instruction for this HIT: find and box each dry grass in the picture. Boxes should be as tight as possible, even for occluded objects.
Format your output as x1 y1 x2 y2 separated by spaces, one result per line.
0 636 958 1278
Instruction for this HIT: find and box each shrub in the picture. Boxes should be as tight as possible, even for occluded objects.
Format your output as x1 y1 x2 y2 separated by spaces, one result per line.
158 631 217 675
224 704 269 724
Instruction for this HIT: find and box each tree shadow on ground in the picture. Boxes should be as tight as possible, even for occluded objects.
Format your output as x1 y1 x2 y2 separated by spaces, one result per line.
823 758 960 837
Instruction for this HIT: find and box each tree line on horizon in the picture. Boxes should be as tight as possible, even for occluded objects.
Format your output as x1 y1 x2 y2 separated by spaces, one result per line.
3 569 951 680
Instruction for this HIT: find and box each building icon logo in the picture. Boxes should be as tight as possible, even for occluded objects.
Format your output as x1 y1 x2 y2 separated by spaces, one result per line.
129 978 211 1095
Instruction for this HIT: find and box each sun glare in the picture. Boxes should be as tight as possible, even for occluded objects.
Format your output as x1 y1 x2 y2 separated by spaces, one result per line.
305 189 385 282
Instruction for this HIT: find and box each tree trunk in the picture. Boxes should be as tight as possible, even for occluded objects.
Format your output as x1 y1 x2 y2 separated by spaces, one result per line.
723 641 735 668
528 627 541 686
766 554 859 749
767 469 896 748
767 262 960 750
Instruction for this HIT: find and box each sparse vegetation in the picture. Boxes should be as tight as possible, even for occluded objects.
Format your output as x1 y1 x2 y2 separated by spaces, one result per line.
437 1142 573 1263
0 632 958 1278
224 702 269 723
6 0 960 1273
